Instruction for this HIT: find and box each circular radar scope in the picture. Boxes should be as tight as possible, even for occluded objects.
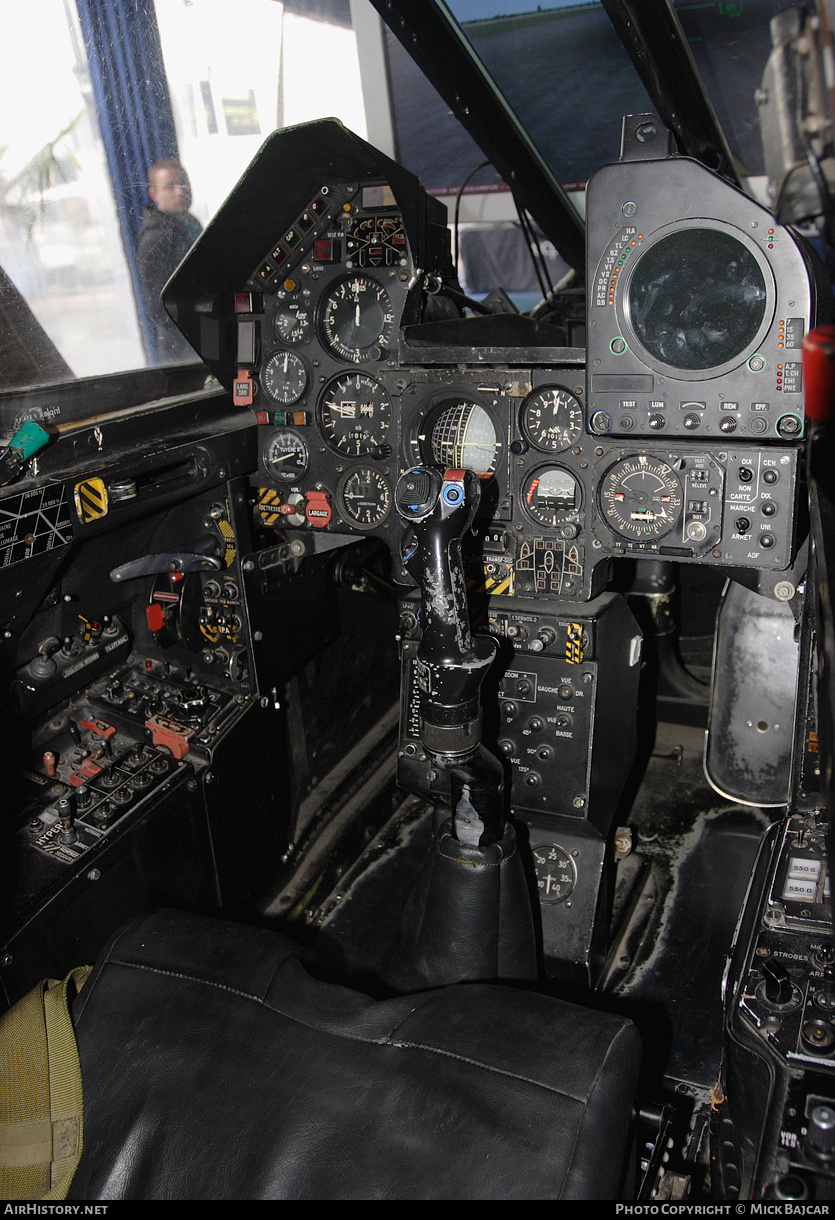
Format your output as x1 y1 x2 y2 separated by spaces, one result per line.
521 386 584 452
319 275 395 363
599 455 683 540
424 400 499 473
319 372 392 457
624 225 771 375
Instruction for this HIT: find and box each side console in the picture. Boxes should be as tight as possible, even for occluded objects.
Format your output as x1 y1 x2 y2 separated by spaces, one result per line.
723 813 835 1198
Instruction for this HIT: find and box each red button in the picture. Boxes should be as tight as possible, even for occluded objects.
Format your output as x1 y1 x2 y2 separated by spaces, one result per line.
233 369 254 406
146 604 165 633
306 490 332 528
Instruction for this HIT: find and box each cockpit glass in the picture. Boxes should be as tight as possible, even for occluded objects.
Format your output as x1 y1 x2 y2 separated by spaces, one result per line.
428 0 799 187
0 0 807 396
0 0 369 391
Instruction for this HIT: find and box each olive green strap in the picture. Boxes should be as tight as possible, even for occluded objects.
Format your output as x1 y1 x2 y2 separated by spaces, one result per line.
0 966 91 1200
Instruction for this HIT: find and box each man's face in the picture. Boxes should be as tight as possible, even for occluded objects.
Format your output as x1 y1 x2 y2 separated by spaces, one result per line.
149 167 192 217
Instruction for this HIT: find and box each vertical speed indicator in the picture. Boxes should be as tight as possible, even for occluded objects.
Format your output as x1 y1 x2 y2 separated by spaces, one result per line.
598 455 683 540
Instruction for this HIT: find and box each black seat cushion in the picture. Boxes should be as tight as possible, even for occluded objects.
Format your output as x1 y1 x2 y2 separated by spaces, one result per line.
68 909 641 1200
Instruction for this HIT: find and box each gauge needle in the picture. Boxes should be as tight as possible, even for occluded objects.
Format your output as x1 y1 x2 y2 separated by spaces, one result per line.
273 452 296 462
283 352 289 372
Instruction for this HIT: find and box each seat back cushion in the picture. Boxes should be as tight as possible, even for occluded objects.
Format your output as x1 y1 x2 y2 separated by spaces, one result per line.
67 909 641 1200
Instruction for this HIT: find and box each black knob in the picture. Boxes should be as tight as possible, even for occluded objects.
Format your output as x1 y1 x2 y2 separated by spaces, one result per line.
806 1104 835 1161
762 958 794 1006
57 796 77 844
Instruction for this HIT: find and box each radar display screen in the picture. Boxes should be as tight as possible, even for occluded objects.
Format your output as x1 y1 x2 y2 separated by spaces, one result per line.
627 228 768 371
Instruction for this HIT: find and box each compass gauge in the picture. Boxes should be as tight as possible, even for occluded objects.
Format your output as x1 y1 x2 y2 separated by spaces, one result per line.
599 456 683 540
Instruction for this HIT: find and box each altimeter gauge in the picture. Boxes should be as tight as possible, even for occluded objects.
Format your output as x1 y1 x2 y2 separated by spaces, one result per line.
319 372 392 457
598 455 683 540
521 386 584 452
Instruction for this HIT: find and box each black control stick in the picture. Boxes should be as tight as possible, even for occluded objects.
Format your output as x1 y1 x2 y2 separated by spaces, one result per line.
387 465 536 986
395 466 503 845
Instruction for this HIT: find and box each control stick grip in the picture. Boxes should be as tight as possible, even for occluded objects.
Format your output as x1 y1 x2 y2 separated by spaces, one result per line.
396 466 497 750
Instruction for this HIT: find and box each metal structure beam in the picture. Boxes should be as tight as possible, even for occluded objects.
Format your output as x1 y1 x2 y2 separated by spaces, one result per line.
367 0 586 273
600 0 742 189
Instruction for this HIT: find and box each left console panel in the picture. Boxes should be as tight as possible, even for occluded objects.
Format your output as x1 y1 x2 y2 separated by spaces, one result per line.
0 385 286 1006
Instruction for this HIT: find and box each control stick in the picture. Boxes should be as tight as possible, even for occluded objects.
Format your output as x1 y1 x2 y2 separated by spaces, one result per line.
395 465 503 844
387 466 536 987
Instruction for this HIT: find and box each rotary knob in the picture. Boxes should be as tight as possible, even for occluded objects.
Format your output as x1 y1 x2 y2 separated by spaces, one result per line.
805 1104 835 1161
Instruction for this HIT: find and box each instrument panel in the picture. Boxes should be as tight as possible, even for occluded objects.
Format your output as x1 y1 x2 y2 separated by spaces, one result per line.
213 131 816 606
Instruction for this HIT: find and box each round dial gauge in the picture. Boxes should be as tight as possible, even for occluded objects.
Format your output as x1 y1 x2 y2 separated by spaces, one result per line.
531 843 577 905
599 455 683 540
274 301 310 343
521 386 584 452
319 372 392 457
319 275 395 363
261 350 308 404
337 467 392 529
423 400 499 472
522 467 581 528
261 429 309 483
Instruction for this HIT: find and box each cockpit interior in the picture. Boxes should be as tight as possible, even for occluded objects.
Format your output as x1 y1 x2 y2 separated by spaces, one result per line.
4 0 835 1202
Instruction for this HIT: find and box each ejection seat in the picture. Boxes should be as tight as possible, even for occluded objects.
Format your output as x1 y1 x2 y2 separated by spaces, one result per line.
66 907 641 1200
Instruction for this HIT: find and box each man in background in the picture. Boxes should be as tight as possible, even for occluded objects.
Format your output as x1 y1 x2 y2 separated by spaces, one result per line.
137 158 203 362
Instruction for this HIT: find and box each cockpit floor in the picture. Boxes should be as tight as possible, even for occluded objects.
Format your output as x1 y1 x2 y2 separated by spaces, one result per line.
302 718 773 1113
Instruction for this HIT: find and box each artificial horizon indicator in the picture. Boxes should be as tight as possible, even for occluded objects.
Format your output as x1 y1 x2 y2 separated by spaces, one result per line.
423 399 500 473
522 467 582 528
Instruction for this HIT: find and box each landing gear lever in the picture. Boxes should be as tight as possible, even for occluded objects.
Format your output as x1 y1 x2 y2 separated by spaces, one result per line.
395 466 503 845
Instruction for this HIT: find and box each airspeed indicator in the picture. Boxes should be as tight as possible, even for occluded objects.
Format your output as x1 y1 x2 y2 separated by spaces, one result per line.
599 455 683 540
